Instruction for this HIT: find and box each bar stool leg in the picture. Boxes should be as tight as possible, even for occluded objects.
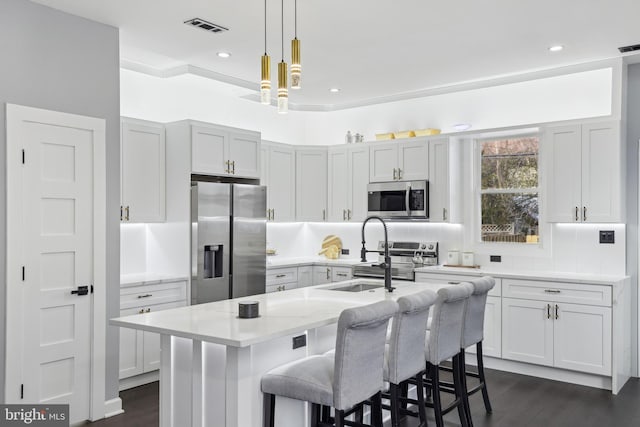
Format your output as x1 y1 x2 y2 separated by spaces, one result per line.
355 403 364 424
453 354 471 427
310 403 321 427
415 372 428 427
477 342 493 413
263 393 275 427
371 391 383 427
390 383 400 427
460 350 474 427
335 409 345 427
429 363 445 427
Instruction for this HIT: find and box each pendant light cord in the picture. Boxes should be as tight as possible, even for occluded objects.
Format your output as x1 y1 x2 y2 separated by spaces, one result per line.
294 0 297 38
264 0 267 55
281 0 284 61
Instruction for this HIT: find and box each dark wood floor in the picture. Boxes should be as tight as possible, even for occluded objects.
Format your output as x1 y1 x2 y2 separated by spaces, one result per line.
86 369 640 427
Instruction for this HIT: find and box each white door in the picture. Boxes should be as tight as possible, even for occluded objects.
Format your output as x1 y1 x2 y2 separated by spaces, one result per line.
398 140 429 181
429 138 450 222
328 147 348 221
348 145 369 222
21 122 93 422
296 148 328 221
369 143 398 182
228 131 260 178
502 298 553 366
268 146 296 222
543 125 582 222
191 125 227 175
553 303 612 375
581 122 621 223
6 104 106 422
121 119 166 222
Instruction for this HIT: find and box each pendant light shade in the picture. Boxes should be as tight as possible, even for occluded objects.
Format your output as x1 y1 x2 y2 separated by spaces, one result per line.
291 38 301 89
260 0 271 105
260 54 271 105
277 60 288 114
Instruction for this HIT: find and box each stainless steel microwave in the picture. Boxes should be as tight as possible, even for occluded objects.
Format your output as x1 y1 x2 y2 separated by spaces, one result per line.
367 180 429 219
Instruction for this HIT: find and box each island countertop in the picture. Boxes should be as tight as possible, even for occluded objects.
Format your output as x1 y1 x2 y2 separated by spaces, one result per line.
110 279 443 348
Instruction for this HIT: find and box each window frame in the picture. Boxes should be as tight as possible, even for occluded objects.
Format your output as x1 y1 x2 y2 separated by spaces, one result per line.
472 132 550 255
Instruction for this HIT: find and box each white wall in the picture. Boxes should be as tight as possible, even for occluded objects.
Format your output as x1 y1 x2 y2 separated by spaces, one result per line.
0 0 121 403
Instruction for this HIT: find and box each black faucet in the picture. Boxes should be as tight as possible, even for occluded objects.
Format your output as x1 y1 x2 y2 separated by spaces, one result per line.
360 216 394 293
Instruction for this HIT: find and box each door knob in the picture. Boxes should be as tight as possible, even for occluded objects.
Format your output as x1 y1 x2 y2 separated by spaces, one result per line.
71 285 89 296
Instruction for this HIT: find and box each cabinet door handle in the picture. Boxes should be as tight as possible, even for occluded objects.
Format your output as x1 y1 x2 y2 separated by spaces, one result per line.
393 168 397 180
575 206 579 222
139 309 145 314
120 206 123 221
146 308 151 313
323 209 326 221
347 209 352 220
398 168 402 179
583 206 587 222
232 160 236 174
555 304 559 320
544 289 561 294
225 160 230 173
125 206 130 221
272 209 275 221
137 294 153 298
326 268 331 280
547 304 551 319
343 209 346 220
443 208 447 221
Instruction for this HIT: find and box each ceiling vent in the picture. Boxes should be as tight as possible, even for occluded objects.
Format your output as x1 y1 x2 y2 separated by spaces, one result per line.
618 44 640 53
184 18 229 34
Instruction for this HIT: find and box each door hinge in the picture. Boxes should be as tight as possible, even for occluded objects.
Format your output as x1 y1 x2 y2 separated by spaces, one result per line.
20 384 24 399
22 266 25 281
21 149 25 164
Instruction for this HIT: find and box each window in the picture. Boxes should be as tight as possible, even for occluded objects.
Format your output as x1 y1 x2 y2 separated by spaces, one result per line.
480 136 539 244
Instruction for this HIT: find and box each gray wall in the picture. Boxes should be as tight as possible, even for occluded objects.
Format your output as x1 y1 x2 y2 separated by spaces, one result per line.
627 63 640 376
0 0 120 403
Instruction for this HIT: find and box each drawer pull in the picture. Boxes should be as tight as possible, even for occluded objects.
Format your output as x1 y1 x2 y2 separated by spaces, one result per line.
547 304 551 319
139 309 144 314
275 274 287 278
337 273 348 277
447 281 460 285
555 304 559 320
544 289 561 294
137 294 153 298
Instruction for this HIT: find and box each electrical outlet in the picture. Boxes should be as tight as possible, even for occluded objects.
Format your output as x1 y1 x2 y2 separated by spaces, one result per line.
341 248 349 255
599 230 615 244
490 255 502 263
292 334 306 349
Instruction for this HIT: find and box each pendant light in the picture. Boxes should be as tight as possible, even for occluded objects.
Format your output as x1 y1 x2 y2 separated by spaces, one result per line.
290 0 301 89
277 0 288 114
260 0 271 105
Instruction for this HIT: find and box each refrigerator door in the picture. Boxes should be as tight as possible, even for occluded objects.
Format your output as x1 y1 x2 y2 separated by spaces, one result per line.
231 184 267 298
191 182 231 304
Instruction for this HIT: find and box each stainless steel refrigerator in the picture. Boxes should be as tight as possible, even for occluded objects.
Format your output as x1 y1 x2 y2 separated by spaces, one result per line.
191 181 266 304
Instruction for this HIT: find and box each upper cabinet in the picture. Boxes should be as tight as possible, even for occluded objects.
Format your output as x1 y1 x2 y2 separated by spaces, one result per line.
121 118 166 223
328 145 370 221
191 123 260 179
370 139 429 182
296 147 328 221
262 142 296 222
428 137 462 223
544 121 623 223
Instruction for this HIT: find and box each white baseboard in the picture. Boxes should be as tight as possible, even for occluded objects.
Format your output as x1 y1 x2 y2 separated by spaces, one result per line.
104 397 124 418
119 370 160 391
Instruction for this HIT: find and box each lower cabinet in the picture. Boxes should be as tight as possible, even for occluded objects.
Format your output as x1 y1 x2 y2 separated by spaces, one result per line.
313 266 353 285
297 266 313 287
266 267 298 293
267 265 354 290
466 295 502 358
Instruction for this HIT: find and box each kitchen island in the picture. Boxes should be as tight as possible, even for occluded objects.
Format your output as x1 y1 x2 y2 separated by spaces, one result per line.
111 279 443 427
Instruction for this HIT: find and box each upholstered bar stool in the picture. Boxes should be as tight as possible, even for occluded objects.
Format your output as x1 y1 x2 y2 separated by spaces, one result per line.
384 289 438 427
424 283 474 427
458 276 496 425
261 299 398 427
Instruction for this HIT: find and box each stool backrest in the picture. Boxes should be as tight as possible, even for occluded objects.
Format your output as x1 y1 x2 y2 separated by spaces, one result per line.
333 299 398 411
387 289 438 384
427 283 474 364
462 276 496 348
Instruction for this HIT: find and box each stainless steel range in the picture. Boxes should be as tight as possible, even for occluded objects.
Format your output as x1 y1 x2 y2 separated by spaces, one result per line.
353 241 438 281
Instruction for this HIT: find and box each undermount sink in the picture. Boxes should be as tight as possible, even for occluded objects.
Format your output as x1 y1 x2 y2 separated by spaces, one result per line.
327 282 385 292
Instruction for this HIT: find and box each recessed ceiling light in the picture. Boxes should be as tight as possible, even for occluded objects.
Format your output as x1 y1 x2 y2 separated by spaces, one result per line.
453 124 472 131
217 51 231 58
548 45 564 52
329 88 340 93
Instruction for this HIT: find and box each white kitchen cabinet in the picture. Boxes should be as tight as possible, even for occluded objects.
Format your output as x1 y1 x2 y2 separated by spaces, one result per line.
266 267 298 293
428 138 461 223
190 123 260 179
332 266 353 281
296 147 328 221
369 139 428 183
262 142 296 222
313 266 333 285
120 118 166 223
328 145 370 221
466 295 502 358
544 121 622 223
119 280 187 388
502 298 554 367
297 266 314 287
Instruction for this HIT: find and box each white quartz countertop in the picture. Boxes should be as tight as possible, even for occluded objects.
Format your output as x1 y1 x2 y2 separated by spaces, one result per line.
120 273 189 288
266 256 367 268
111 279 444 348
414 265 629 285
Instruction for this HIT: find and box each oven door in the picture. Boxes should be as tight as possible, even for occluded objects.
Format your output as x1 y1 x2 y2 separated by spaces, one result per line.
367 181 428 218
